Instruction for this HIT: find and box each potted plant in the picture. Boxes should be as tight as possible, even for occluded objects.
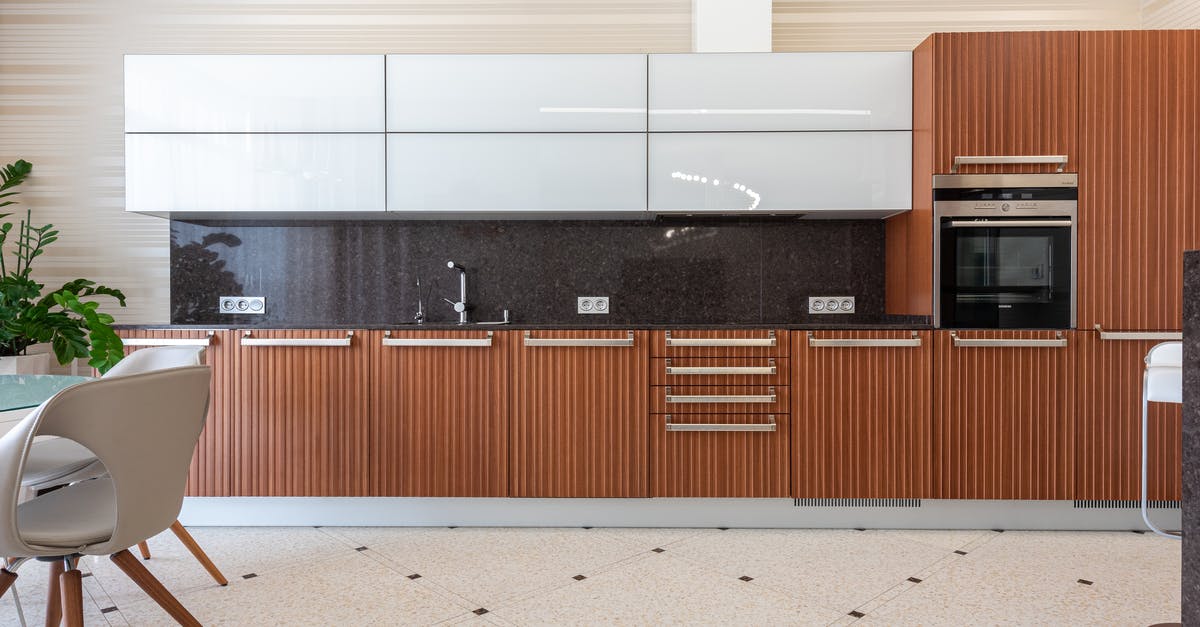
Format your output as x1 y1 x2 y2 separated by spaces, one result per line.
0 159 127 374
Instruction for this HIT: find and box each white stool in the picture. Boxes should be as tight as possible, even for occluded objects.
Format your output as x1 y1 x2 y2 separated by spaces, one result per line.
1142 342 1183 539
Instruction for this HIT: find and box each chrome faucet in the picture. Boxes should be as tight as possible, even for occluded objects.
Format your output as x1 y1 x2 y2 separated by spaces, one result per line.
443 261 470 324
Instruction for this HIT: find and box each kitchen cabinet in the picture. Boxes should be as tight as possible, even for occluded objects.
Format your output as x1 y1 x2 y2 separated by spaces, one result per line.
932 330 1076 500
124 55 385 133
126 134 386 215
510 330 649 497
227 330 370 496
386 54 646 132
647 131 910 217
115 329 234 497
652 329 788 358
386 133 646 213
368 330 510 497
793 330 932 499
648 52 911 132
650 413 791 497
1076 331 1181 501
1077 30 1200 331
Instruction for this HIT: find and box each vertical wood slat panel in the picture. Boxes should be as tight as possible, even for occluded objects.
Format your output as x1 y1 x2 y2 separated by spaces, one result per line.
650 413 790 497
793 330 932 499
932 330 1076 499
511 330 649 497
1075 332 1181 500
1078 30 1200 331
367 329 510 497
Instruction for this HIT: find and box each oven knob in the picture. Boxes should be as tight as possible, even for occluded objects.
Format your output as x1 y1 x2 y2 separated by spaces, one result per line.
1001 203 1011 211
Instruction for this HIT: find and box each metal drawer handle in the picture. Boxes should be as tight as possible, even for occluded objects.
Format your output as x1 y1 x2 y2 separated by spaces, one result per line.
950 331 1067 348
665 415 777 432
665 386 776 404
951 155 1067 173
947 219 1073 228
122 331 214 347
1094 325 1182 341
240 330 353 347
665 359 776 376
665 330 776 347
807 331 921 348
382 330 493 347
524 331 634 347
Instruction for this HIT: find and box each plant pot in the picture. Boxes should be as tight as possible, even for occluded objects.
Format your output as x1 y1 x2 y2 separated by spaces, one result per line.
0 352 51 375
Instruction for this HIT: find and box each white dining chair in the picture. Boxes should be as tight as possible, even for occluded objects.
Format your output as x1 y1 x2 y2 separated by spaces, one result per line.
0 366 211 626
1141 341 1183 539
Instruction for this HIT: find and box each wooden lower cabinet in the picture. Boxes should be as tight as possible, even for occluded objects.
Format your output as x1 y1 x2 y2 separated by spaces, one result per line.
793 330 932 499
368 330 510 497
932 330 1077 500
510 330 649 497
651 413 790 497
1076 331 1181 501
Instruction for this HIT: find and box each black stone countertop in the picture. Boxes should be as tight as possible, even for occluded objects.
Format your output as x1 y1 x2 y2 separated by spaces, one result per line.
116 318 932 332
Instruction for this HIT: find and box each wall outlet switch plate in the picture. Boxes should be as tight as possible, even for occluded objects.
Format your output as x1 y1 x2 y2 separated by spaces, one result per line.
808 296 854 314
219 296 266 315
577 296 610 314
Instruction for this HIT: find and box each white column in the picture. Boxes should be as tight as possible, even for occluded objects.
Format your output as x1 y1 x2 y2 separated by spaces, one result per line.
692 0 772 52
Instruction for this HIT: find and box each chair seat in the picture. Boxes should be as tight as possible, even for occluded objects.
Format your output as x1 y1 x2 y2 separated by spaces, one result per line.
1145 366 1183 404
22 438 104 490
17 478 115 548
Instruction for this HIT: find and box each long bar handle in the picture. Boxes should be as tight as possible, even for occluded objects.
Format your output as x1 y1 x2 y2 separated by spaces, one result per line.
665 415 777 432
382 330 493 347
122 331 215 347
807 331 921 348
665 359 776 376
240 330 354 347
950 331 1067 348
947 220 1073 228
523 331 634 347
950 155 1068 173
665 330 776 347
665 386 776 404
1094 325 1182 341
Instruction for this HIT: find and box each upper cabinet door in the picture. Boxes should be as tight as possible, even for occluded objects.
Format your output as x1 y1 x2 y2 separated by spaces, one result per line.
648 131 910 216
649 52 912 132
386 54 647 132
125 55 385 132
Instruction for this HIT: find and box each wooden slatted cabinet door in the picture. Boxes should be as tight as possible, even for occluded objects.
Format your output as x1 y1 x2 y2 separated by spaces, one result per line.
368 329 510 497
793 330 932 499
511 330 649 497
932 330 1077 500
230 329 370 496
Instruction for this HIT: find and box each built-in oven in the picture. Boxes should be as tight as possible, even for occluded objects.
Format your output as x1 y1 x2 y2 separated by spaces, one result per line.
934 173 1077 329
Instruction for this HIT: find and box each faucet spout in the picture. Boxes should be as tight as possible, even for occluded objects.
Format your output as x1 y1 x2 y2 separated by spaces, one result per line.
446 261 469 324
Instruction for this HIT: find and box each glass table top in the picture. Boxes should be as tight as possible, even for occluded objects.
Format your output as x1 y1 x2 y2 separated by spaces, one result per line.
0 374 93 412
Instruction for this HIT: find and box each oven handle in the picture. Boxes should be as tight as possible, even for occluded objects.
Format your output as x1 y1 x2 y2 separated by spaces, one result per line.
946 220 1073 228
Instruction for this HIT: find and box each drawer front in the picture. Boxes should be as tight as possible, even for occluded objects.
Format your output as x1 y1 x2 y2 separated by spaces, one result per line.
651 413 790 497
651 357 790 386
651 385 790 414
651 330 788 358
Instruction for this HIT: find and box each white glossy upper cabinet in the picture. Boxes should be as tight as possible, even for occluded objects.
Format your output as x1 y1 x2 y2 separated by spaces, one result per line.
388 134 645 213
648 52 911 131
125 55 385 132
386 54 646 132
648 132 911 217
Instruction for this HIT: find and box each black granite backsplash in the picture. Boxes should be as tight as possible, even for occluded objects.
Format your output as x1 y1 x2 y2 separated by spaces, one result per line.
170 218 897 327
1183 250 1198 624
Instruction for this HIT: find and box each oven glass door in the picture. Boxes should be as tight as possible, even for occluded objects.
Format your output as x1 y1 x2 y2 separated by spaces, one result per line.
940 222 1072 328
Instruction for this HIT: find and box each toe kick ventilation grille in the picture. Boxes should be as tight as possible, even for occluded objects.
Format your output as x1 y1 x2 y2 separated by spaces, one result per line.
1073 499 1180 510
794 498 922 508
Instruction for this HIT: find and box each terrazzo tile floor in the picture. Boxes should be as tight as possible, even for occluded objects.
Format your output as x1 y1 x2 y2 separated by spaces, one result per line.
0 526 1179 626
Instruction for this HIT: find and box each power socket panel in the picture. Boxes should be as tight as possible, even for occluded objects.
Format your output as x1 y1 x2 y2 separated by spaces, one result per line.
808 296 855 314
577 296 610 314
219 296 266 315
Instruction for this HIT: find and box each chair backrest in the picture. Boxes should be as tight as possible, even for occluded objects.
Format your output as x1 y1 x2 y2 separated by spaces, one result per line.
0 366 211 556
104 346 206 378
1145 342 1182 368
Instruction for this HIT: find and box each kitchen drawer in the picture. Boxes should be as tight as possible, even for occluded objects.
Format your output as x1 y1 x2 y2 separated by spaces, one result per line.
651 385 790 414
650 357 789 386
651 413 790 497
650 330 788 358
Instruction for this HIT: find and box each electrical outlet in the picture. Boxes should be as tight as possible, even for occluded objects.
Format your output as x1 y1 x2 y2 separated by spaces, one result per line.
219 296 266 315
808 296 854 314
577 296 610 315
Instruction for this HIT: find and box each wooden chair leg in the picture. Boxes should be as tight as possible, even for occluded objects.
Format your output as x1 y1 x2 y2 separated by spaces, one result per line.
0 568 17 600
60 568 84 627
45 560 63 627
137 541 152 560
169 520 228 586
111 549 201 627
